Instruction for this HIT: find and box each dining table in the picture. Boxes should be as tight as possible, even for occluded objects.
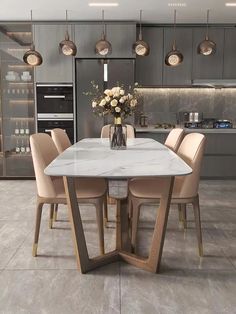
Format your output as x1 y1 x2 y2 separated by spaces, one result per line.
45 137 192 274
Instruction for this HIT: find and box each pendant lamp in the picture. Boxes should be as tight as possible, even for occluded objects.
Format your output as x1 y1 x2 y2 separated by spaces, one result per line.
23 10 43 66
198 10 216 56
59 10 77 56
165 10 183 67
95 10 112 56
133 10 150 56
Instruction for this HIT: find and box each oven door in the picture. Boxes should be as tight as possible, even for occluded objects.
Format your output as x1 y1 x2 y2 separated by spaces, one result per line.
37 84 73 114
37 120 74 143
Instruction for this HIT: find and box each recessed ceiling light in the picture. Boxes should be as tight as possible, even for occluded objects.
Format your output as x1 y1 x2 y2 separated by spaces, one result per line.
225 2 236 6
89 2 119 6
168 3 187 7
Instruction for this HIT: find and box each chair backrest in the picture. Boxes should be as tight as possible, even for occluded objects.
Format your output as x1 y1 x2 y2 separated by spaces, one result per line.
30 133 62 198
101 124 135 138
174 133 206 198
164 128 185 152
51 128 71 153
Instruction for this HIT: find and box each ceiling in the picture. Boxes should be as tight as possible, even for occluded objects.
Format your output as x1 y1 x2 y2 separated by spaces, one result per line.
1 0 236 23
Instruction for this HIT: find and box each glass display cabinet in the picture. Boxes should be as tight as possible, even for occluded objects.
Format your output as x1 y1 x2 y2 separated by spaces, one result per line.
0 24 35 177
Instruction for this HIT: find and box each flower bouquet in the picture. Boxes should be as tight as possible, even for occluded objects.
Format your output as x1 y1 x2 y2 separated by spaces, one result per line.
86 82 139 149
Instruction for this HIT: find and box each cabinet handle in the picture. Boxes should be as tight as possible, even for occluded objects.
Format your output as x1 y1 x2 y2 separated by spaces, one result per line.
43 95 65 99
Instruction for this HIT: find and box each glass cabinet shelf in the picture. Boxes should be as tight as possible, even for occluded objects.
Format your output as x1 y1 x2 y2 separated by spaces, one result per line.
0 23 35 177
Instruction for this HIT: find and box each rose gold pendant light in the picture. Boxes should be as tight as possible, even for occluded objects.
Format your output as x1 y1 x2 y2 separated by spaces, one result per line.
133 10 150 56
23 10 43 66
165 10 183 67
95 10 112 56
198 9 216 56
59 10 77 56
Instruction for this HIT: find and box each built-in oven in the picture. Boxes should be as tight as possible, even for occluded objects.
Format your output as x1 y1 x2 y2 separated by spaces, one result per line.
36 84 75 143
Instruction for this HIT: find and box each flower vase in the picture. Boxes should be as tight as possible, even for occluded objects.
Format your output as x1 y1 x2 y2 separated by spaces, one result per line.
109 117 127 150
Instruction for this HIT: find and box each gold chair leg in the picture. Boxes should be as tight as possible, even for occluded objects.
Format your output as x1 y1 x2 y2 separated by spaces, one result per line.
95 198 105 255
53 204 58 222
32 201 43 257
49 204 54 229
192 195 203 257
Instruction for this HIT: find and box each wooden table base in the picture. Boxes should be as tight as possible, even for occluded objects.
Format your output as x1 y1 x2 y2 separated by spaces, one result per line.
63 176 174 274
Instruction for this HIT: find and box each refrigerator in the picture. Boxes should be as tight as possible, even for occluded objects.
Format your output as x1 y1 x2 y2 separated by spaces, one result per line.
75 58 135 140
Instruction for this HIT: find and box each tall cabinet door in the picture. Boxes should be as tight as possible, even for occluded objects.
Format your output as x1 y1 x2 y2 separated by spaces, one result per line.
135 27 163 86
34 24 73 83
107 59 135 89
223 28 236 78
163 28 193 85
76 59 104 140
192 28 224 79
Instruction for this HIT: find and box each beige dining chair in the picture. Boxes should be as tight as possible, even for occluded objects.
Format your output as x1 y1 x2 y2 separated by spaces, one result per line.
51 128 108 226
101 124 135 139
164 128 185 152
129 132 206 256
30 133 107 257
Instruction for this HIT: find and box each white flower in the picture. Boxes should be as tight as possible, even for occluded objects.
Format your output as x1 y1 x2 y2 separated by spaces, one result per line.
128 93 133 100
120 89 125 96
111 99 118 107
112 87 121 94
105 96 111 102
114 92 120 98
99 99 106 107
104 89 111 96
92 101 97 108
115 106 121 112
130 99 137 107
119 97 125 104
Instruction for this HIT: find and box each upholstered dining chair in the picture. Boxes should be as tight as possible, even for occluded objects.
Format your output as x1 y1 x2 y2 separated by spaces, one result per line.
51 128 71 153
164 128 185 152
101 124 135 139
129 132 206 256
30 133 107 257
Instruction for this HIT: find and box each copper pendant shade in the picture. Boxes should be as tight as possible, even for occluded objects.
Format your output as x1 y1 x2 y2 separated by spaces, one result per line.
23 10 43 66
133 10 150 57
198 10 216 56
165 10 183 67
59 10 77 56
95 10 112 56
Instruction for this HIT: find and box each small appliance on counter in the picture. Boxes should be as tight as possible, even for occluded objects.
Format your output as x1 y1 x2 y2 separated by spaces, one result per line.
213 120 233 129
184 121 202 129
178 111 203 128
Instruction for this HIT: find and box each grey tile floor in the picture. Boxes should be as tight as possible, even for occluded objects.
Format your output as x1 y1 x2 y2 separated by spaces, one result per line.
0 180 235 313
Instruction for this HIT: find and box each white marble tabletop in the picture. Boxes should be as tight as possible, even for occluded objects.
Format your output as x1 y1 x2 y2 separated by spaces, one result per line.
45 138 192 179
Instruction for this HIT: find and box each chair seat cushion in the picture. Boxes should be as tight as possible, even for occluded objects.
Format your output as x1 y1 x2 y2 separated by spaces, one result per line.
54 177 107 199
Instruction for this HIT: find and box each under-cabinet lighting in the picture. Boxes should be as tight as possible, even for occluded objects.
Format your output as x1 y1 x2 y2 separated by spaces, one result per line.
225 2 236 6
168 3 187 7
89 2 119 6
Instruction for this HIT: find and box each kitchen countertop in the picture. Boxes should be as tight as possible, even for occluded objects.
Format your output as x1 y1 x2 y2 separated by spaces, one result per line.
135 126 236 134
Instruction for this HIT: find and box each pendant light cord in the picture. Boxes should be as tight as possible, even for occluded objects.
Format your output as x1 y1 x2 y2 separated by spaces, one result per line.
206 9 210 40
30 10 35 49
102 10 106 40
139 10 142 41
173 9 177 50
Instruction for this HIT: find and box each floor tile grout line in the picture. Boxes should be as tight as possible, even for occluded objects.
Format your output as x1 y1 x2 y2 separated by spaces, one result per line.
3 225 34 271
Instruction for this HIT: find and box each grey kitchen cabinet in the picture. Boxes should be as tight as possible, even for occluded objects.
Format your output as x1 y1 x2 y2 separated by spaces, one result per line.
34 24 73 83
135 27 163 86
163 28 193 85
223 28 236 79
192 28 224 79
75 23 136 58
135 131 167 143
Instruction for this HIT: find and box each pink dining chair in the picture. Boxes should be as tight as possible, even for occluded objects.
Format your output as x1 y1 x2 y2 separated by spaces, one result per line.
164 128 185 152
128 133 206 256
30 133 107 257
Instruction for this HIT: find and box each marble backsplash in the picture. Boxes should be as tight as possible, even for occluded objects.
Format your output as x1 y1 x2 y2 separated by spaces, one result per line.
135 88 236 126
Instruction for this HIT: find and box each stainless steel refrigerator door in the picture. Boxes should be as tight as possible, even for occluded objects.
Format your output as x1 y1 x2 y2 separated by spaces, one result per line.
76 59 104 140
76 59 135 139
